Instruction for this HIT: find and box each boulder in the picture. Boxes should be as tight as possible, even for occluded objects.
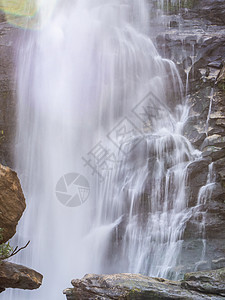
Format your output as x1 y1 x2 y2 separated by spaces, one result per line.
0 261 43 293
0 164 26 243
64 270 225 299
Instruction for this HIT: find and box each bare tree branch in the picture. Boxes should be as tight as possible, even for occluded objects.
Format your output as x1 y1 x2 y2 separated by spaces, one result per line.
5 241 30 259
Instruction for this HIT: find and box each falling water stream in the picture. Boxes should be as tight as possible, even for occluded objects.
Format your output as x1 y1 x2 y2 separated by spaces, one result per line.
195 162 216 269
3 0 206 299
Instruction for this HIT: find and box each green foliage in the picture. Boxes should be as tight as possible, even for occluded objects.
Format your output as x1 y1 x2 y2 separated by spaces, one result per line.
0 130 5 146
0 228 30 260
154 0 198 13
0 228 13 260
0 242 13 260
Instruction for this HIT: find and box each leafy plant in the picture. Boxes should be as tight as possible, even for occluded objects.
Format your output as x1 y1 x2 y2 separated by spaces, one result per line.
0 130 5 145
0 228 13 260
0 228 30 260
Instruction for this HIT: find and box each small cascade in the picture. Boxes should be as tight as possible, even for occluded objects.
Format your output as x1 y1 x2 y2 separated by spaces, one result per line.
185 65 191 96
191 42 196 78
195 162 216 267
183 42 197 96
88 105 201 279
205 88 214 135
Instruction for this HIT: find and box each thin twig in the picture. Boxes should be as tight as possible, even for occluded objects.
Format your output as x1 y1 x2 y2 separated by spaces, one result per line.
5 241 30 259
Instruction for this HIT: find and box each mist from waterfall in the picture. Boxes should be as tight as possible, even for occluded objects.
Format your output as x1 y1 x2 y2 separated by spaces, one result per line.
4 0 203 299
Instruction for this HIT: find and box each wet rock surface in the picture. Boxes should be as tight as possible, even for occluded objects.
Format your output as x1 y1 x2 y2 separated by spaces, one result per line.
0 163 25 243
64 269 225 299
0 261 43 293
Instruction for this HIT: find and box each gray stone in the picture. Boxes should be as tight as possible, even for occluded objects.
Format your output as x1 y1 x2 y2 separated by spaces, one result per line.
194 260 211 271
212 258 225 270
202 135 225 150
187 159 209 188
64 270 225 300
208 61 223 69
182 268 225 296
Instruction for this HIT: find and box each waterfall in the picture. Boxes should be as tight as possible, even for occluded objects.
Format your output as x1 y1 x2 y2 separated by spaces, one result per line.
4 0 203 299
86 106 200 279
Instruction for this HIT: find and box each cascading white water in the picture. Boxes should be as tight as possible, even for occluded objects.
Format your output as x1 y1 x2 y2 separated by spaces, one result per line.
205 88 214 135
4 0 204 299
86 102 201 279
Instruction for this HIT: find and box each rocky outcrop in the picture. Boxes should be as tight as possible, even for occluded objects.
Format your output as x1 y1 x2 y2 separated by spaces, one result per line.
0 261 43 293
0 163 43 293
0 164 26 243
64 268 225 299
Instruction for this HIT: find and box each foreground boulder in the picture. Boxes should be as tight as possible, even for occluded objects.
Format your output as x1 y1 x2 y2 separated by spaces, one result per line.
0 164 26 243
0 261 43 293
64 269 225 300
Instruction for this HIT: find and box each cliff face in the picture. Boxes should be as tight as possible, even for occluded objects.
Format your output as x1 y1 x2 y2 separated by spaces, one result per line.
152 0 225 275
0 11 19 168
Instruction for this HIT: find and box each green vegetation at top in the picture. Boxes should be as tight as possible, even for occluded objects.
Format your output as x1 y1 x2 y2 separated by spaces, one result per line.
153 0 199 14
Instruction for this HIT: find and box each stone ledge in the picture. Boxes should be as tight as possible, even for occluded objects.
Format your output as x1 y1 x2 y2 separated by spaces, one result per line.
0 261 43 293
